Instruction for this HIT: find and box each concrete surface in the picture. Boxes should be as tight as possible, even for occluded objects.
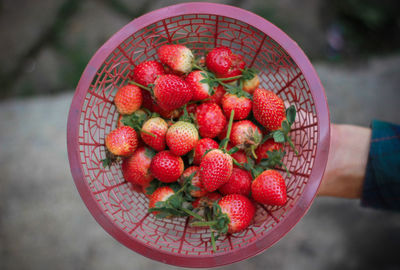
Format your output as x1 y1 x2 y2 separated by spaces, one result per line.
0 0 328 98
1 55 399 270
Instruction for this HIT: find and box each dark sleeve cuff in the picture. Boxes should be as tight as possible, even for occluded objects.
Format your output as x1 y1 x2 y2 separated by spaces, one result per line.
361 120 400 211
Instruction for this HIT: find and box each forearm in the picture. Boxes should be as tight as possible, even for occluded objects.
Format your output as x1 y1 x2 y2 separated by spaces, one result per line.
317 124 371 198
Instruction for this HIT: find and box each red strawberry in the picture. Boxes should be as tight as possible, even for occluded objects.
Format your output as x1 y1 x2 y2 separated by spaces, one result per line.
122 147 155 186
186 70 211 101
132 60 165 87
252 88 286 131
117 114 124 128
150 150 184 183
242 74 260 94
105 126 138 157
251 169 287 206
141 117 168 151
219 168 252 196
227 144 248 168
205 46 232 76
192 192 222 209
208 85 226 105
216 53 246 82
192 138 219 165
232 150 248 168
151 101 181 119
221 93 252 120
141 89 153 110
200 149 233 192
166 121 199 156
178 166 207 197
153 74 193 111
186 103 197 116
196 102 227 138
158 44 194 74
230 120 262 157
255 139 284 163
114 85 142 115
149 186 175 214
218 194 255 233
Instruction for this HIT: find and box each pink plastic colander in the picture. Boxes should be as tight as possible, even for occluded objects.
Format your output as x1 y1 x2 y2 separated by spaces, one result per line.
67 2 330 267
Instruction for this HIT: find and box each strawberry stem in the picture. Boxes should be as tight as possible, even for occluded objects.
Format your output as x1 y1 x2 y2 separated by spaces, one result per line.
286 135 299 155
211 231 217 252
250 145 258 160
192 63 206 71
222 110 235 151
181 208 205 221
232 157 244 168
140 129 156 138
191 220 218 227
129 80 152 91
216 75 242 82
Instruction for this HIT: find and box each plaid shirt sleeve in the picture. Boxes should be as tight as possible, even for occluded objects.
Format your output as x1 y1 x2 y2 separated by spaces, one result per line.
361 120 400 211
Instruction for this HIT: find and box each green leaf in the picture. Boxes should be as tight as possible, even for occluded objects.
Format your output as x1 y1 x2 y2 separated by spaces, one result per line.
227 146 240 155
156 212 170 219
286 105 296 125
273 130 285 143
101 158 111 168
168 195 182 209
241 67 259 81
219 138 229 149
155 201 165 208
145 179 162 195
144 147 156 158
282 120 290 134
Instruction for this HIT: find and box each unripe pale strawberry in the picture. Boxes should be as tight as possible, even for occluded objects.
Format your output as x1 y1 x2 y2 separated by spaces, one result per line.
166 121 199 156
158 44 194 74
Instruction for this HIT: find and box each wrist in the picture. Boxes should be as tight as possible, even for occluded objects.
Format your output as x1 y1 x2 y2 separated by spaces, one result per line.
317 124 371 198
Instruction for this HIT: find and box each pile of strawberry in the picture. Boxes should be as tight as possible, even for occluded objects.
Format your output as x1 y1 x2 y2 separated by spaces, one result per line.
103 44 297 251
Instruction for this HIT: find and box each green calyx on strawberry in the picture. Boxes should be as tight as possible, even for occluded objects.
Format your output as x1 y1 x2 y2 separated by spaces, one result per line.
147 174 206 220
120 109 149 130
190 194 255 251
267 105 297 154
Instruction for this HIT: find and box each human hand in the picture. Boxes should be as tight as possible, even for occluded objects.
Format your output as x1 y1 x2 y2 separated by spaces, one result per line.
317 124 371 198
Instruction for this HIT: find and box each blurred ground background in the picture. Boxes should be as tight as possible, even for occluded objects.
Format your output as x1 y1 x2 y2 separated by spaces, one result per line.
0 0 399 269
